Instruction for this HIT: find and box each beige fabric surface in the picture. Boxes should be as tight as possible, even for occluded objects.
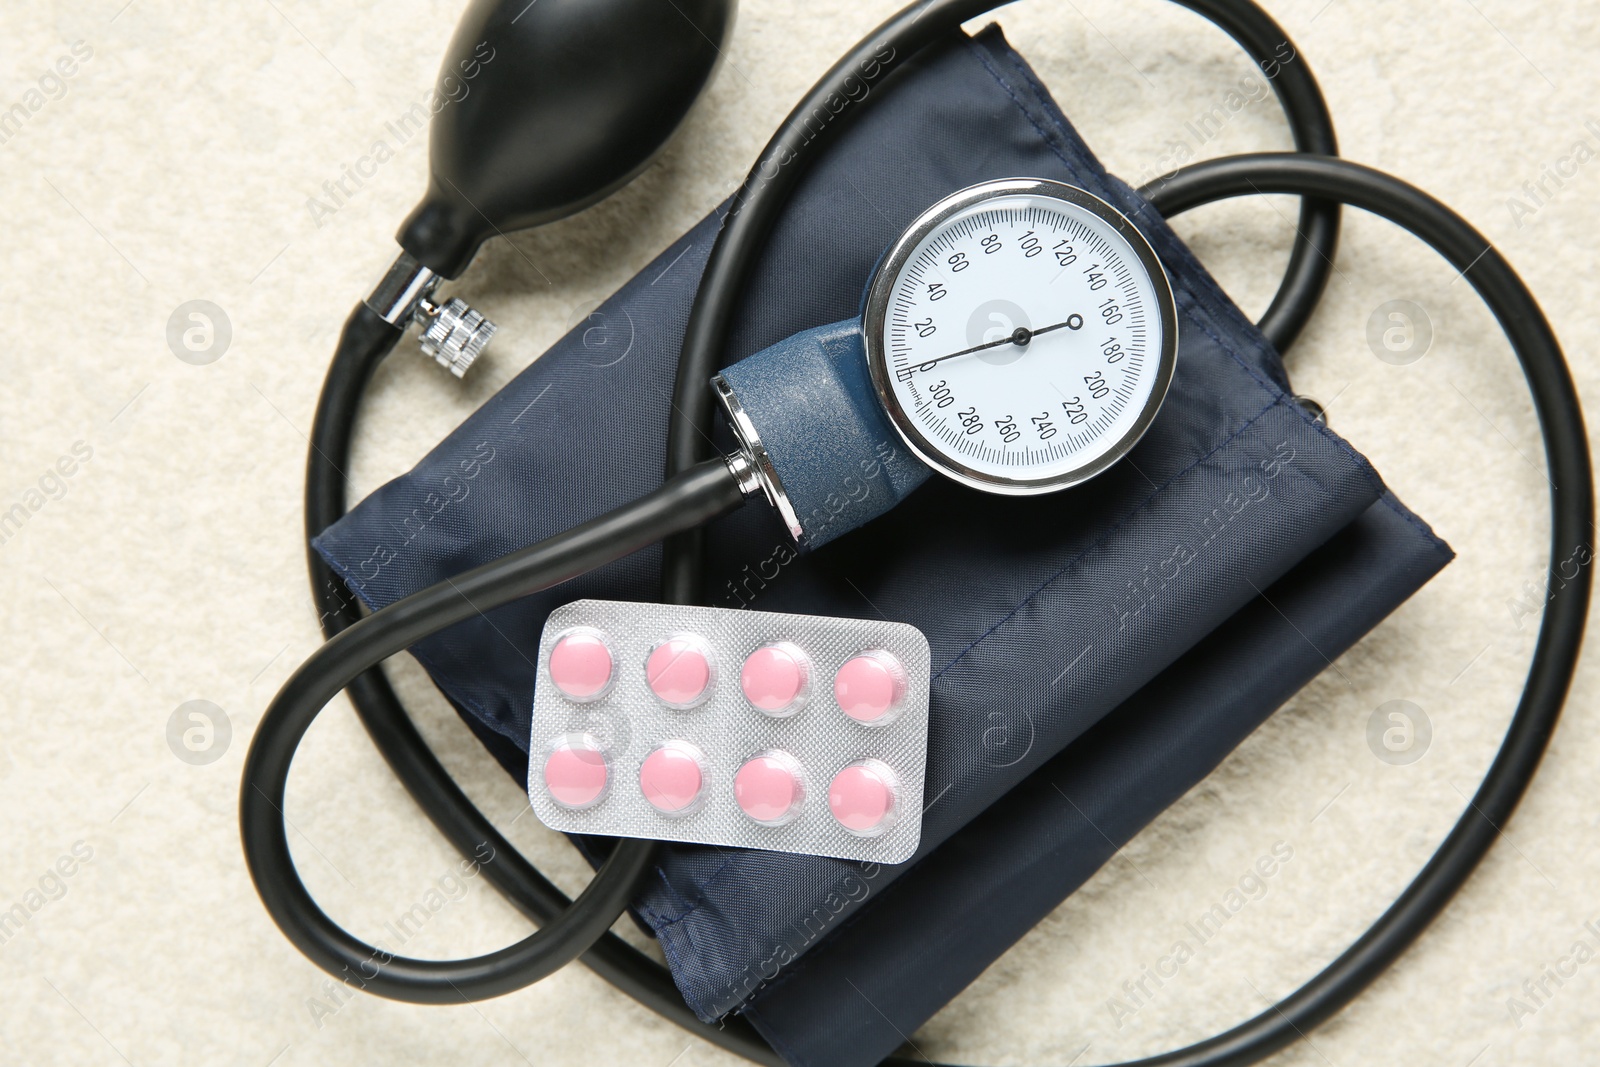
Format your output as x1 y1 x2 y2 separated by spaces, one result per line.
3 1 1598 1064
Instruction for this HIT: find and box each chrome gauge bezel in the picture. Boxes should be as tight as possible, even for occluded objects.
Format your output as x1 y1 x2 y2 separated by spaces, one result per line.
862 177 1180 496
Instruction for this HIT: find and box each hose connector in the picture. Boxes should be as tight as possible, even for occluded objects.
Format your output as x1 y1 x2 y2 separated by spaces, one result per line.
713 376 803 542
711 320 932 551
364 249 496 378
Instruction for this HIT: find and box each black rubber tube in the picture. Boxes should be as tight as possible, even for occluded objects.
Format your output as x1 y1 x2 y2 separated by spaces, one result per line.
240 458 747 1003
1168 0 1339 351
299 303 781 1059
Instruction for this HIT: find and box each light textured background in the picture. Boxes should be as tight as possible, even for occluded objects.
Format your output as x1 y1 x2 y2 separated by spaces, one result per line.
2 1 1597 1064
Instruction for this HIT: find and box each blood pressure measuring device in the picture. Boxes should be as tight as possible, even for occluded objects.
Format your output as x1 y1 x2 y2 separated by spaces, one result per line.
714 179 1177 550
238 0 1593 1064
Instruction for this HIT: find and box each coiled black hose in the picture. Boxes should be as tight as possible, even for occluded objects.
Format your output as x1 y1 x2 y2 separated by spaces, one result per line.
244 458 748 1002
300 309 778 1056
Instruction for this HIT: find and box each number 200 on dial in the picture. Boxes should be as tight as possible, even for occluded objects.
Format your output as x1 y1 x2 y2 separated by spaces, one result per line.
863 178 1178 495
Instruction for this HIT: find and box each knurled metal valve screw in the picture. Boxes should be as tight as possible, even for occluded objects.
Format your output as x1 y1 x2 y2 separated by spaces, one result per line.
418 297 496 378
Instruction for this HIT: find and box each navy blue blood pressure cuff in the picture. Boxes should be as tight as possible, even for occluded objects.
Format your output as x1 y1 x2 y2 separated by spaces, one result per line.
314 24 1452 1066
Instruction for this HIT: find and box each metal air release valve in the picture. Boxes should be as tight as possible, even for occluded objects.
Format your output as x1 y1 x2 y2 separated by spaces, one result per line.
416 295 496 377
366 250 497 378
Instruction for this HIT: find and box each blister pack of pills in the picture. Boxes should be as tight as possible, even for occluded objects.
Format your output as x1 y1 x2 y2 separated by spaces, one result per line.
526 599 931 863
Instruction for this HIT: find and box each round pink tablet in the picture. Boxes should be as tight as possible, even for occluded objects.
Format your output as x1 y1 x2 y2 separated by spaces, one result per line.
646 634 714 708
543 736 609 810
833 651 906 724
828 759 898 836
740 642 809 716
639 741 706 815
735 751 805 826
548 629 613 701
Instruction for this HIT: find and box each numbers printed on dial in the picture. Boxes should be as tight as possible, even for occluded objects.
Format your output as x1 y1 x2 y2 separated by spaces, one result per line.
878 186 1167 488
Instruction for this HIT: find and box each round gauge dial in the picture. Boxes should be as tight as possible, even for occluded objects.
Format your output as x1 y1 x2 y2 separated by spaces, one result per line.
863 178 1178 495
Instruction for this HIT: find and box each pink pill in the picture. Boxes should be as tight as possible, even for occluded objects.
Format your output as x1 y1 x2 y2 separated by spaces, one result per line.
740 642 810 716
735 751 805 826
639 741 706 815
548 629 613 701
646 634 714 708
828 759 899 836
543 736 609 810
833 651 906 724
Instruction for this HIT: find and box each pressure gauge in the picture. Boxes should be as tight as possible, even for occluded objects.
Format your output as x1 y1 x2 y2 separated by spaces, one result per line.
863 178 1178 495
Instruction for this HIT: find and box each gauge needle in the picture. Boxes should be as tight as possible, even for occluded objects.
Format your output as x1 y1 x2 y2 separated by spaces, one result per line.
910 316 1082 371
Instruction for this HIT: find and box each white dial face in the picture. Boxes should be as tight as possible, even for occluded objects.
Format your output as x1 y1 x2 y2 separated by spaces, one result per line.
866 182 1176 494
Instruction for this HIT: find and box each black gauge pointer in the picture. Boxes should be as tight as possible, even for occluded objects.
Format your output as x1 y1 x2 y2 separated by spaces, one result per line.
911 313 1084 372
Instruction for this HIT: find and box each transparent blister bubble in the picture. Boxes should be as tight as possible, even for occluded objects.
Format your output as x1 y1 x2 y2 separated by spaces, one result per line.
526 599 931 863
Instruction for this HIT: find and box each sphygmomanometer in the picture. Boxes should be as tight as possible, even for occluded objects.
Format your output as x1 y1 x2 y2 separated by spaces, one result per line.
238 2 1592 1065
